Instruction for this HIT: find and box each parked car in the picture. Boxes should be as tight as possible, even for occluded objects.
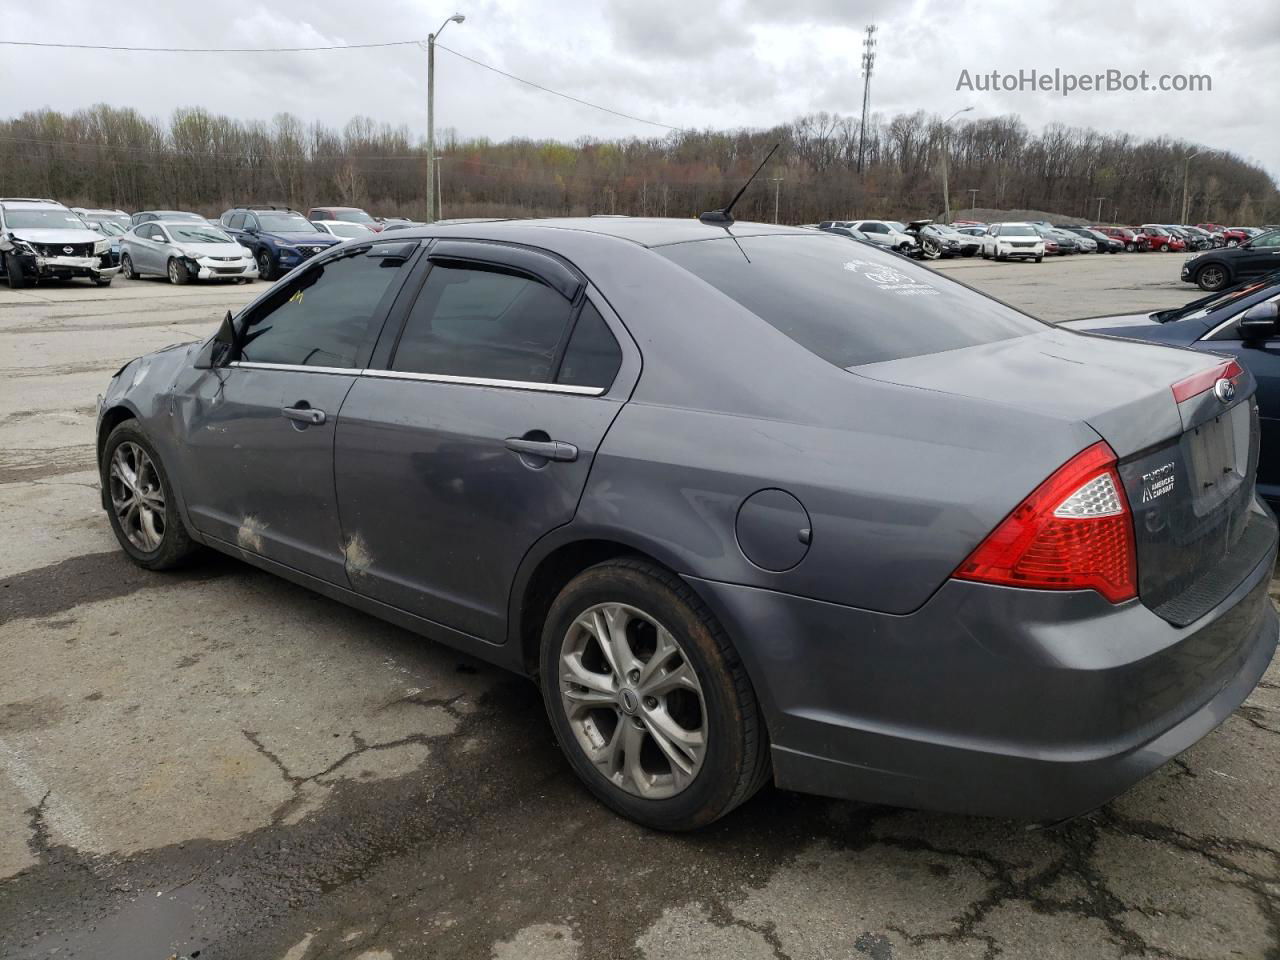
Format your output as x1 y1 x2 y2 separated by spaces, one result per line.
1181 229 1280 290
89 218 128 267
313 220 377 240
380 221 429 233
979 222 1046 261
1218 227 1252 247
121 220 258 285
907 221 974 259
1138 226 1186 253
954 224 988 239
308 206 384 233
1176 226 1216 251
94 217 1277 830
1065 272 1280 502
1094 226 1148 252
131 210 206 226
0 197 118 287
218 206 341 280
817 223 873 244
1043 227 1081 255
72 207 131 231
845 219 917 253
1055 225 1113 253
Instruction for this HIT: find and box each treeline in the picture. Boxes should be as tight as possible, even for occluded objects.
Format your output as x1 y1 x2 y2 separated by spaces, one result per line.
0 104 1276 226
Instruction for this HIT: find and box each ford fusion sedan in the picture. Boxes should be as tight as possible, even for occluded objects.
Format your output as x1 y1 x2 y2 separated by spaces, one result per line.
0 197 118 287
96 217 1277 831
121 221 258 284
979 222 1046 261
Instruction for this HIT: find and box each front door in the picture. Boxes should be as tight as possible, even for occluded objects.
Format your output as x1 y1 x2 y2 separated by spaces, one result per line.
333 244 633 642
1237 232 1280 279
170 241 419 583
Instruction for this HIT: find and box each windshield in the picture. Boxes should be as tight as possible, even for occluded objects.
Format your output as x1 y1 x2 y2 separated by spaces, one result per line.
4 208 89 230
657 234 1045 367
1000 225 1037 236
887 222 907 233
1155 275 1280 323
334 210 374 224
326 221 374 237
258 213 320 233
96 221 127 236
169 225 233 244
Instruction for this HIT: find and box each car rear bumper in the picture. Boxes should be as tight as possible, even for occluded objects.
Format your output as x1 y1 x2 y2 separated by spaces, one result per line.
685 529 1277 821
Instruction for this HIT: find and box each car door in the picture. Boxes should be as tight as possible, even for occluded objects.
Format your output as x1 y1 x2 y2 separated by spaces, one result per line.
169 241 420 584
332 239 637 643
132 223 162 273
1200 291 1280 501
983 225 999 255
1236 232 1280 279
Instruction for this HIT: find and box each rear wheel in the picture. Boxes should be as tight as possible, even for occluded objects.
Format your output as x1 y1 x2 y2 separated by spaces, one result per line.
540 558 770 831
920 239 942 260
5 253 27 288
101 422 199 570
1196 263 1229 292
167 258 190 285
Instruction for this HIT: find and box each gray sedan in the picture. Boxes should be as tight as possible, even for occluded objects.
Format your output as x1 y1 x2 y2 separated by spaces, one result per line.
121 221 258 284
95 217 1278 830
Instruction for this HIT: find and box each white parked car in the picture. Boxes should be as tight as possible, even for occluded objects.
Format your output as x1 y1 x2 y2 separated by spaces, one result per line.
978 222 1046 262
846 219 918 252
121 220 258 284
312 220 376 240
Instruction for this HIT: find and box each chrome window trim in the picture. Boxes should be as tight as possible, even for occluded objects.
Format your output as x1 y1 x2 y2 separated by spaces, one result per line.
363 369 605 395
227 361 605 395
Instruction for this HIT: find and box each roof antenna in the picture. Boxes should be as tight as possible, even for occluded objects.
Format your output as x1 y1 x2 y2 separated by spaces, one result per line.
699 143 779 226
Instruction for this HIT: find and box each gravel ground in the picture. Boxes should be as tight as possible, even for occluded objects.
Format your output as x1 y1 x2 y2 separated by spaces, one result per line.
2 254 1277 960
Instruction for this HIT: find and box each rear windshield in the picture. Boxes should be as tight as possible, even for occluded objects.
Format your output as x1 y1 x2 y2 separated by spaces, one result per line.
657 234 1045 367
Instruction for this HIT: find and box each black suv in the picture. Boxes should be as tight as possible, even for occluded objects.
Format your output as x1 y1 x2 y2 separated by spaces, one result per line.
1182 229 1280 291
218 206 340 280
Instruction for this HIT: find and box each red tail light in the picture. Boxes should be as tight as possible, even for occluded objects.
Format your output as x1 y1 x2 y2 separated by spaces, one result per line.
954 441 1137 603
1171 359 1242 404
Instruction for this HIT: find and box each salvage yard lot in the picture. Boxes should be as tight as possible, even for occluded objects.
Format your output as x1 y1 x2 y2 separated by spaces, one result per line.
1 253 1278 960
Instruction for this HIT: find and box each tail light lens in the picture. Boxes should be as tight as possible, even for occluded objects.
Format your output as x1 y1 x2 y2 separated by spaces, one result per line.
1171 359 1243 404
954 441 1137 603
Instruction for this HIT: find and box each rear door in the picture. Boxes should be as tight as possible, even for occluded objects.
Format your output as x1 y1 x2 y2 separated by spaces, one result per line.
171 241 419 583
333 240 637 643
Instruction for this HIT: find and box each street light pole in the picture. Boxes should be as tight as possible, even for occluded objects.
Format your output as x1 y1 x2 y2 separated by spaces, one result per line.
966 188 978 211
769 177 784 224
940 106 972 225
427 13 465 224
1094 196 1107 224
1181 150 1204 225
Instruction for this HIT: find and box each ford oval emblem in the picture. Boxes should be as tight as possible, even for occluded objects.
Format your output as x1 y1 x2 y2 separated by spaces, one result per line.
1214 377 1236 404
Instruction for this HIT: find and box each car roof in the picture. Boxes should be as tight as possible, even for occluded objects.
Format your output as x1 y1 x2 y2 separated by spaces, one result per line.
374 217 815 249
0 198 66 209
313 206 365 212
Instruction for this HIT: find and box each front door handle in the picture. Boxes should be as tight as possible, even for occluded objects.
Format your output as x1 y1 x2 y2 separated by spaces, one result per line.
282 405 326 426
504 437 578 462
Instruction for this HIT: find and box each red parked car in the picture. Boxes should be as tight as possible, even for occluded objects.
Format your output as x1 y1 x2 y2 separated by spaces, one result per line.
1138 225 1186 253
1196 223 1249 246
1093 226 1147 252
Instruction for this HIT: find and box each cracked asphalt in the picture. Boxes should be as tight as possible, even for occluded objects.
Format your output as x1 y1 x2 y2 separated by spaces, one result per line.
1 255 1278 960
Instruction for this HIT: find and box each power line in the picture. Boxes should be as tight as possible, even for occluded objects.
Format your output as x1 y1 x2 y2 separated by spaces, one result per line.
0 38 423 53
435 43 686 132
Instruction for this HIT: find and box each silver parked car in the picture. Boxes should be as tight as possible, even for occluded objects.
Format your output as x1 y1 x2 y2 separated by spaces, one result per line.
312 220 376 240
120 220 258 284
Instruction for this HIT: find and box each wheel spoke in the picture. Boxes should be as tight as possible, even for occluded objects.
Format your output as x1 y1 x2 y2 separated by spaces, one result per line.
643 706 704 776
561 651 615 697
590 718 625 781
621 720 652 797
599 606 641 678
639 655 700 698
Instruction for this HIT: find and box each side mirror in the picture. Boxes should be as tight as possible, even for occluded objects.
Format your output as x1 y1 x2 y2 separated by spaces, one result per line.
194 310 237 369
89 222 104 233
1238 302 1280 340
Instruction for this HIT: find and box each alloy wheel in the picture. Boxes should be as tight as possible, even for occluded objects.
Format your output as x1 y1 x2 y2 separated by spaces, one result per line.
1200 266 1227 290
559 602 707 800
168 260 179 283
109 441 166 552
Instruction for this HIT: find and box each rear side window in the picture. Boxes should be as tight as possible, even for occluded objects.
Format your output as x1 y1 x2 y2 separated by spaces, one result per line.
238 251 409 368
657 234 1045 367
557 302 622 389
392 265 575 382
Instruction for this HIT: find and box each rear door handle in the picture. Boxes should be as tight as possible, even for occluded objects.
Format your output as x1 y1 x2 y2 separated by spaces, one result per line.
282 405 326 425
504 437 578 462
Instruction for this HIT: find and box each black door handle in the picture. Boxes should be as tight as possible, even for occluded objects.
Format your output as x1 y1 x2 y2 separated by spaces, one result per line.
282 405 326 426
504 437 578 462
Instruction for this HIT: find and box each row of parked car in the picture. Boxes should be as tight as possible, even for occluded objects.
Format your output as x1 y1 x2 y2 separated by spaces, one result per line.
0 198 414 288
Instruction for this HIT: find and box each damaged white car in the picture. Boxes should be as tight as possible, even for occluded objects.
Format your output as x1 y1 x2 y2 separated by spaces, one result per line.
1 198 120 288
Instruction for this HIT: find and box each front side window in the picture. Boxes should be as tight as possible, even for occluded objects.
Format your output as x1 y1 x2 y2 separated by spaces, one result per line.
238 250 410 368
227 213 246 229
1250 231 1280 248
391 264 575 383
657 233 1045 368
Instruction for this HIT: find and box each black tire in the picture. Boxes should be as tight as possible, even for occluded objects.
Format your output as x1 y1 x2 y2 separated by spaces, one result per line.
5 253 27 289
1196 263 1230 292
1035 255 1044 263
94 276 113 287
100 421 200 570
540 558 770 831
167 258 190 285
256 250 275 281
121 254 138 280
920 239 941 260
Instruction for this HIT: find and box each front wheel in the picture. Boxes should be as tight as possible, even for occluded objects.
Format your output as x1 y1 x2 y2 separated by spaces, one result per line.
101 422 199 570
1196 263 1229 292
540 558 770 831
256 250 275 281
1035 255 1044 263
94 276 113 287
121 254 137 279
167 258 190 285
5 253 27 288
920 239 941 260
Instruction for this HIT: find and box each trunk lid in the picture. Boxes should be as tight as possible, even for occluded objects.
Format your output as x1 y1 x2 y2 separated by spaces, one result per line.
857 329 1270 622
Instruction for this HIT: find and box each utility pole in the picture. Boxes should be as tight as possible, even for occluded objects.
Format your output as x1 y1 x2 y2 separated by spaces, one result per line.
434 156 444 220
857 25 877 175
1094 196 1107 223
1181 150 1204 224
662 183 669 217
769 177 784 223
426 14 465 223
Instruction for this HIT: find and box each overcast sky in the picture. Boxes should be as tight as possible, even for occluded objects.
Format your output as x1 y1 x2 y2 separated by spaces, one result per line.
1 0 1277 179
